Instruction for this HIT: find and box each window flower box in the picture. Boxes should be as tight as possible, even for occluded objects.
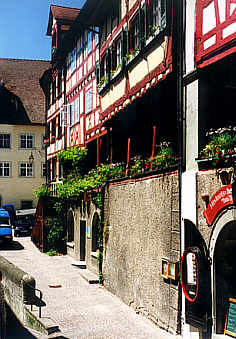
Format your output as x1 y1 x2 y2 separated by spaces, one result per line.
198 128 236 170
111 64 122 79
98 76 108 92
43 139 50 147
124 48 140 65
145 26 160 46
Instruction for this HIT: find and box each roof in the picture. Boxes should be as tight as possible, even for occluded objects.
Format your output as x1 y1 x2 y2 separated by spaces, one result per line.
47 5 80 36
0 58 50 125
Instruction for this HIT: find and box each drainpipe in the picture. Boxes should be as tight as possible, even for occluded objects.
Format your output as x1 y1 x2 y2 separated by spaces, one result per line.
176 0 185 335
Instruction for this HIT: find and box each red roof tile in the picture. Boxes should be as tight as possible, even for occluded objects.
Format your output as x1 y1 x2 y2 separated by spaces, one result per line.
0 58 50 124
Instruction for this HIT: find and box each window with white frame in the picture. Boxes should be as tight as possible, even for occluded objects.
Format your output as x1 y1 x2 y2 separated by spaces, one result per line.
0 162 10 177
0 134 11 149
19 134 34 149
19 162 33 177
85 89 92 114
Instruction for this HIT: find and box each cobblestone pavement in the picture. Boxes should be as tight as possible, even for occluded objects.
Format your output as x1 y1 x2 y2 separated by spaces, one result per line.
0 237 180 339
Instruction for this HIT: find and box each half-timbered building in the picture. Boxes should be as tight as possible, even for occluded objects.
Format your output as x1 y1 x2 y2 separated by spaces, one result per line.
182 1 236 338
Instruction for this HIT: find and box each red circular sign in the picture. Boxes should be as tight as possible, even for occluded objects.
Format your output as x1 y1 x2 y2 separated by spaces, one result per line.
181 248 199 303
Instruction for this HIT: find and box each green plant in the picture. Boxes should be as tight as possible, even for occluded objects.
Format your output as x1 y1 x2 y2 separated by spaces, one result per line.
200 132 236 161
47 216 66 253
149 146 178 170
35 184 51 198
148 25 159 37
112 64 121 76
124 48 140 63
58 146 88 177
99 75 107 87
46 249 57 256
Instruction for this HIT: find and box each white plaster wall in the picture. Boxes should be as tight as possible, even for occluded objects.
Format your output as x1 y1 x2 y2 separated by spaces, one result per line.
185 0 196 74
185 80 199 171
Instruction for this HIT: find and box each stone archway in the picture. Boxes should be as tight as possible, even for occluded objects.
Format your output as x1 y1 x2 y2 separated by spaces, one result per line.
209 207 236 336
92 212 99 253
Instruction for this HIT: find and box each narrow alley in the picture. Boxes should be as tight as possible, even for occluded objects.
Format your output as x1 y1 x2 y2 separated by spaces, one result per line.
0 237 179 339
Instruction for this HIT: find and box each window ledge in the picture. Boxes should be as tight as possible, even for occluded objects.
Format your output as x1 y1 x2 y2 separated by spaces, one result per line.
91 251 98 258
67 242 75 249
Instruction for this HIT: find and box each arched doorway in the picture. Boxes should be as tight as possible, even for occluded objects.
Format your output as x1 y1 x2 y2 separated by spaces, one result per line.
92 212 99 253
209 207 236 336
67 210 74 243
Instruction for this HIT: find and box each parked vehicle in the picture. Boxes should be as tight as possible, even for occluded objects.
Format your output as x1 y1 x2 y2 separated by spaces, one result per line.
14 209 36 237
0 208 13 243
2 204 16 227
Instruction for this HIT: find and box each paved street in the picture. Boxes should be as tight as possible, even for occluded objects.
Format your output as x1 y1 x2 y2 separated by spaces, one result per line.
0 237 180 339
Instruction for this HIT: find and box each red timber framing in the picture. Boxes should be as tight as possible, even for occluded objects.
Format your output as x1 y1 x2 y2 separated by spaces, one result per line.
196 0 236 68
96 0 173 124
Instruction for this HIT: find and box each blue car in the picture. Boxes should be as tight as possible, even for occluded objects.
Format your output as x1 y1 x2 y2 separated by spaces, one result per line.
0 208 13 243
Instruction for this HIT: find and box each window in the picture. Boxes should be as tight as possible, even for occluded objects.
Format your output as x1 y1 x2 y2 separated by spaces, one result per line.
19 163 33 177
19 134 34 149
51 119 56 139
70 48 77 73
88 30 93 53
111 37 122 73
130 15 140 50
0 162 10 177
42 163 46 177
0 134 10 148
52 157 57 181
52 79 56 104
94 26 99 45
74 98 80 124
21 200 33 209
58 68 62 97
58 114 62 139
85 89 92 114
146 0 163 37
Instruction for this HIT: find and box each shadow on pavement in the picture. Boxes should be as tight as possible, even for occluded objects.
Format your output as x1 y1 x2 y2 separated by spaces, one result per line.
6 305 36 339
0 241 24 251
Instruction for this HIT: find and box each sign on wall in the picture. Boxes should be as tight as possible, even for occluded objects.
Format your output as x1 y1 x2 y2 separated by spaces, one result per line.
203 183 236 226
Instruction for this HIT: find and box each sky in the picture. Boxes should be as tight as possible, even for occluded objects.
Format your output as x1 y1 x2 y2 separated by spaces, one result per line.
0 0 86 61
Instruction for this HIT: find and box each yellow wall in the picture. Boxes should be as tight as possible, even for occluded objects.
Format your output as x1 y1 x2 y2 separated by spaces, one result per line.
0 124 46 209
101 41 166 112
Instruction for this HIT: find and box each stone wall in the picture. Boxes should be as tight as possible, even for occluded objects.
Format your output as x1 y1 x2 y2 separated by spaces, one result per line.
102 171 181 334
196 168 233 245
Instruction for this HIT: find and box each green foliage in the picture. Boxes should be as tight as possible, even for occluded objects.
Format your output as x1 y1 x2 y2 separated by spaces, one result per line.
57 146 88 177
200 132 236 159
46 249 57 256
35 184 51 198
149 146 178 170
47 216 66 253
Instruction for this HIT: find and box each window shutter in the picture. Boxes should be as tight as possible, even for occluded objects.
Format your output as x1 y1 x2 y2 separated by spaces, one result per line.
160 0 167 31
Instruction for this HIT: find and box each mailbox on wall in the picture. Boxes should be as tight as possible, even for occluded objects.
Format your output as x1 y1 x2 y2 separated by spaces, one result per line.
161 259 178 281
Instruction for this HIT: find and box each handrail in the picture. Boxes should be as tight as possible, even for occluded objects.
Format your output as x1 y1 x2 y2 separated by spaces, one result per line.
25 282 45 318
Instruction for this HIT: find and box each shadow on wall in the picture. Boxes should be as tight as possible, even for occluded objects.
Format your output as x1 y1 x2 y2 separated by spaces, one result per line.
0 83 31 124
